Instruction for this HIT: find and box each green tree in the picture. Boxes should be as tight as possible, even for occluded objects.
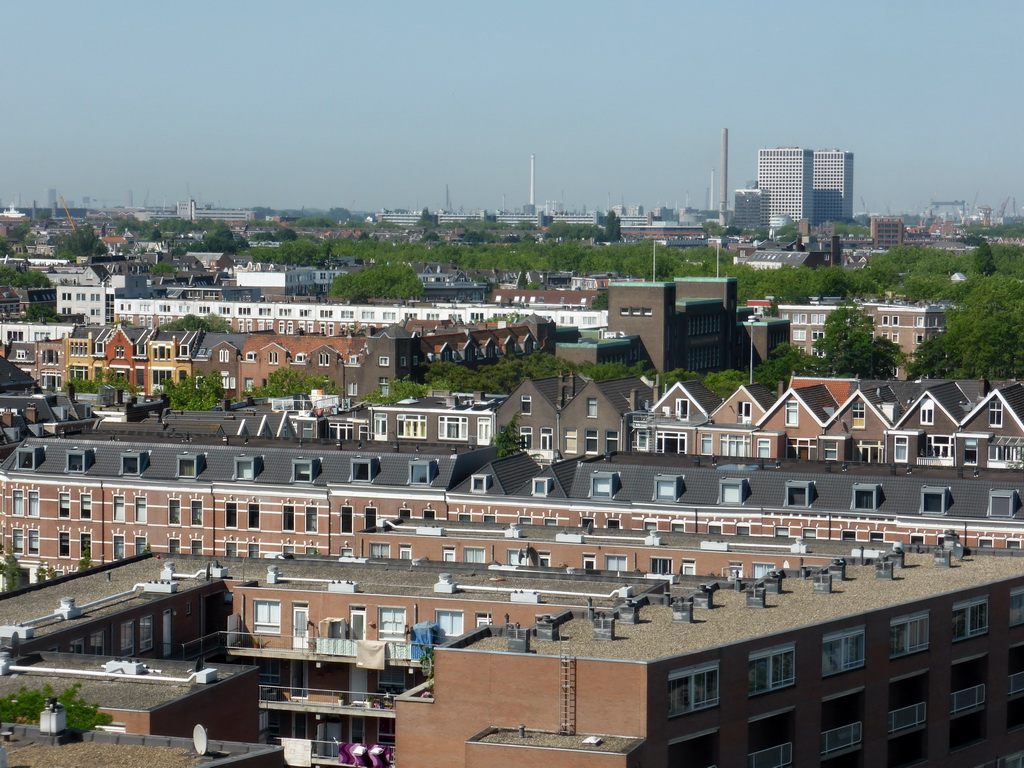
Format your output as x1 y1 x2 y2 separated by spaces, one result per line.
329 263 423 302
78 542 92 571
55 225 108 260
418 208 433 227
701 369 748 399
0 547 19 591
0 684 112 730
576 361 652 381
494 413 522 458
162 373 225 411
972 242 996 277
753 343 816 391
363 377 428 404
35 562 56 581
150 262 177 274
812 306 904 378
159 314 233 332
604 210 621 242
248 369 339 398
590 292 608 310
25 304 58 322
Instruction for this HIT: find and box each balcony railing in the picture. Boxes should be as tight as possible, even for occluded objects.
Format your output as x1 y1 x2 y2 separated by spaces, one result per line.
1010 672 1024 696
259 685 397 715
820 722 862 755
888 702 926 733
748 742 792 768
951 683 986 714
222 631 412 660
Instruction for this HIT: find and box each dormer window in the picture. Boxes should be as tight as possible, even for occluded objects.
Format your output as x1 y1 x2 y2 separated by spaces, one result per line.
120 452 148 476
785 481 816 508
16 446 43 471
292 458 319 483
852 483 882 511
470 474 491 493
989 489 1019 518
654 474 683 502
245 351 256 361
533 477 553 497
351 457 379 482
234 456 261 481
719 478 749 505
409 460 437 485
920 486 951 515
66 449 94 473
590 472 619 499
177 454 204 479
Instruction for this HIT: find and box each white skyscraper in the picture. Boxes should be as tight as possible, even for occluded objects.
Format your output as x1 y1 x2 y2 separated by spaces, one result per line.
757 148 814 226
812 150 854 223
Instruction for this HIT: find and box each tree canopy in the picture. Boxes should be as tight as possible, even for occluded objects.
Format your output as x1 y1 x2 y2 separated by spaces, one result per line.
159 314 233 333
329 264 423 302
363 377 428 404
812 305 904 379
55 225 108 260
161 373 225 411
0 684 112 730
248 369 338 399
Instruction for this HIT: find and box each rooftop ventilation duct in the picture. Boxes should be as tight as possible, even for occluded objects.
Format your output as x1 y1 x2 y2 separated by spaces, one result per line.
433 574 458 594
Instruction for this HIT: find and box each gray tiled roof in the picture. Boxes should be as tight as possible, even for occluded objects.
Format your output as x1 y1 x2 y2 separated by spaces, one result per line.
594 377 655 414
556 456 1024 521
4 437 495 491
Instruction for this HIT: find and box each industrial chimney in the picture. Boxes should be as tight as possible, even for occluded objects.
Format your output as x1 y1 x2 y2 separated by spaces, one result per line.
719 128 729 226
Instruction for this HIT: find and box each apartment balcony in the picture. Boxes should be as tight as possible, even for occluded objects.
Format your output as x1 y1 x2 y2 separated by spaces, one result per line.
280 739 393 767
748 742 792 768
177 631 415 666
259 685 396 718
820 722 862 756
888 702 927 733
950 683 986 714
1010 672 1024 696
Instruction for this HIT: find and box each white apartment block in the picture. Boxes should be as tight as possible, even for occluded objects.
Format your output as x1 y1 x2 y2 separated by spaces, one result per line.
812 150 854 223
113 297 608 335
757 148 814 225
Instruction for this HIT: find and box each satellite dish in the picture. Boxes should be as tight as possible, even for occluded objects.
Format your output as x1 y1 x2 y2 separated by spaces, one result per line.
194 657 205 673
8 633 20 656
193 724 208 756
951 543 966 559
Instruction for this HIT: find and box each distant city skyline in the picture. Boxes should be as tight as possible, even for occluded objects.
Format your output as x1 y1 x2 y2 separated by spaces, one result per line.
3 1 1021 217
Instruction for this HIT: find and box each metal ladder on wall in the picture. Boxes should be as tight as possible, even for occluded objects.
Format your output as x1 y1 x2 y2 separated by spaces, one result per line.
559 641 576 736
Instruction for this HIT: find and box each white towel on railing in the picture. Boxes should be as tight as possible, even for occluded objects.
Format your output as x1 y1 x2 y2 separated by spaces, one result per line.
356 639 386 669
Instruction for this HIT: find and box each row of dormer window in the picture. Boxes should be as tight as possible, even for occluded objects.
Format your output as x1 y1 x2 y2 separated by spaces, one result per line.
15 447 438 486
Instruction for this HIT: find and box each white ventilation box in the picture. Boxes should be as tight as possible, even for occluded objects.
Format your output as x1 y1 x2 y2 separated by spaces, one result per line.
555 533 584 544
328 581 361 594
510 590 541 604
194 668 218 684
104 660 147 675
416 527 446 537
142 581 178 594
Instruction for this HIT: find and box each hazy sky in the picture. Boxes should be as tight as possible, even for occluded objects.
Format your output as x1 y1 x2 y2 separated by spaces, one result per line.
5 1 1021 215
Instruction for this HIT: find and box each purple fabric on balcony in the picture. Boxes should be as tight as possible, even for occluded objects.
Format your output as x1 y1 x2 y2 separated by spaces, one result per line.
367 745 389 768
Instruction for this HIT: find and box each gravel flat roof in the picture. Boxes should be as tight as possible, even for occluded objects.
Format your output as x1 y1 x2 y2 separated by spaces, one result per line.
473 727 642 753
466 553 1024 661
0 653 248 712
0 559 191 637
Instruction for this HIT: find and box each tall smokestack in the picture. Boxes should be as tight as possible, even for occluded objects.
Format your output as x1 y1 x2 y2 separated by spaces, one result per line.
719 128 729 226
530 154 536 208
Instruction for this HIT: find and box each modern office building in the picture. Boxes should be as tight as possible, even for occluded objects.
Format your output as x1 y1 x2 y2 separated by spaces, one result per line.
812 150 854 223
756 148 854 226
757 148 814 226
733 189 764 230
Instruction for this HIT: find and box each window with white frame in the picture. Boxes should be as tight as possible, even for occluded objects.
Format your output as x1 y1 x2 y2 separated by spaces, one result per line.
435 610 464 638
920 486 950 515
926 435 953 458
785 481 815 507
894 435 909 463
378 607 406 640
409 460 436 484
748 644 795 695
821 626 865 675
852 484 881 511
668 663 719 715
439 415 468 440
605 554 628 571
119 620 135 655
990 399 1004 427
952 597 988 640
719 478 748 505
253 600 281 634
520 395 532 415
889 611 929 657
464 547 485 563
920 400 934 425
590 473 618 499
784 400 799 427
396 414 427 439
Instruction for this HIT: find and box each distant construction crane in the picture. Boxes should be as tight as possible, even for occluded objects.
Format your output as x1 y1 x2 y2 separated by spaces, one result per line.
60 196 76 231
